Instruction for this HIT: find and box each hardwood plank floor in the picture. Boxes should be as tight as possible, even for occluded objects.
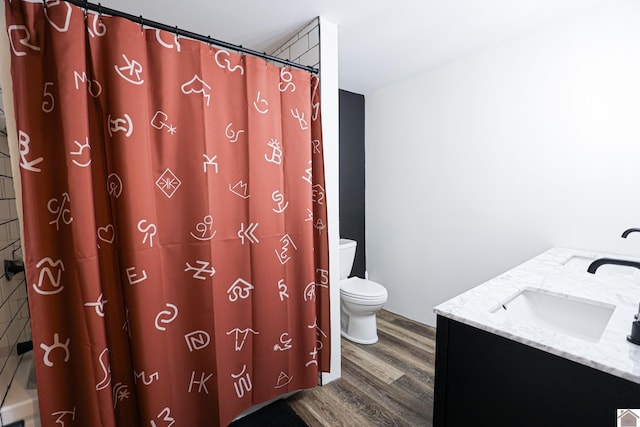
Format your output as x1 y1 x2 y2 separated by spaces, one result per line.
288 310 435 426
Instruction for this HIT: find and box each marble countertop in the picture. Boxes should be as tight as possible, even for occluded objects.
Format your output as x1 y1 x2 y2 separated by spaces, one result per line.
434 247 640 384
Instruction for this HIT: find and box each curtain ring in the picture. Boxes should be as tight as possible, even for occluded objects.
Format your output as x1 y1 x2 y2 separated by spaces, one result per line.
139 15 144 33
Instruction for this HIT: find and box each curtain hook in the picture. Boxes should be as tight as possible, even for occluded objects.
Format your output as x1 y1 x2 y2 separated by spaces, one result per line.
174 25 179 39
207 35 213 52
42 0 47 10
139 15 144 33
97 3 102 22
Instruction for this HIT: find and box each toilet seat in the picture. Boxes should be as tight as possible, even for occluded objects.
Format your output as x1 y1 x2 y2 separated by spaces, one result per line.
340 277 387 301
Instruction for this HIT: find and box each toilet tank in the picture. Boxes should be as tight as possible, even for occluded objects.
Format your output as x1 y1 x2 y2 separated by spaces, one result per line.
339 238 357 280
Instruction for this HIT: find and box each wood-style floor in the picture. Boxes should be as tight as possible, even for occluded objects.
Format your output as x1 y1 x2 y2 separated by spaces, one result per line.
288 310 436 426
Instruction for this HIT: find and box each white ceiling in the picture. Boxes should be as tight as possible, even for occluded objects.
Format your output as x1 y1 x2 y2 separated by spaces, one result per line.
100 0 608 94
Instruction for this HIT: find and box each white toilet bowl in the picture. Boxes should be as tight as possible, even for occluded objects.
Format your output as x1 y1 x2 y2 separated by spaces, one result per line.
340 277 388 344
338 239 388 344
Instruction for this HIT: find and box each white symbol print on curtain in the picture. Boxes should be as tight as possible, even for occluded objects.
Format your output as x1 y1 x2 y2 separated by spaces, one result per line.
184 330 210 352
312 184 325 205
312 101 320 122
226 328 259 351
291 108 309 130
188 372 214 394
42 82 55 113
137 219 157 247
150 407 175 427
273 333 292 351
40 333 70 367
107 113 133 137
134 370 159 386
18 131 43 172
155 168 181 198
238 222 259 245
253 91 268 114
181 75 212 106
278 68 296 93
150 111 177 134
184 260 216 280
264 139 282 165
97 224 115 247
271 191 289 214
112 383 130 409
125 266 148 285
154 304 178 331
278 279 289 301
87 12 106 38
48 193 73 231
215 50 245 74
74 71 102 97
231 365 252 399
122 308 131 338
8 25 40 56
114 54 144 85
275 371 293 389
316 268 329 287
312 139 321 154
51 407 76 426
304 282 316 302
229 180 250 199
306 343 321 368
44 0 72 32
202 154 218 174
95 348 112 391
302 160 313 184
70 137 91 167
32 257 65 296
155 29 181 52
225 123 245 143
84 293 108 317
227 279 254 302
275 234 297 265
305 319 326 368
107 173 123 198
190 215 216 240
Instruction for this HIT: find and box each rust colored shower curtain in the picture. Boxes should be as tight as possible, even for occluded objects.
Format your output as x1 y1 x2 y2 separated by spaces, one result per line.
6 1 330 425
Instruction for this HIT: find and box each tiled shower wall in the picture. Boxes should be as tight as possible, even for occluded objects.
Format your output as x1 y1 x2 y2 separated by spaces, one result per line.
0 91 29 405
270 18 320 69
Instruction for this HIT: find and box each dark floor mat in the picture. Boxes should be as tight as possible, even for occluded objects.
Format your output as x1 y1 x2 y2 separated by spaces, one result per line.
229 399 308 427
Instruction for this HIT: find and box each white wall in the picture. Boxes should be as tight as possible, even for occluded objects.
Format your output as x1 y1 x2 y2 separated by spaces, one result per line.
318 17 341 384
366 0 640 326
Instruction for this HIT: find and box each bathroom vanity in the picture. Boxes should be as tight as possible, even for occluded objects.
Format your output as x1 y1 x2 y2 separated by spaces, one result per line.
433 248 640 427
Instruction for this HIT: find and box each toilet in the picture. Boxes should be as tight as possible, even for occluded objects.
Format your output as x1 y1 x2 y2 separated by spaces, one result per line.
339 238 388 344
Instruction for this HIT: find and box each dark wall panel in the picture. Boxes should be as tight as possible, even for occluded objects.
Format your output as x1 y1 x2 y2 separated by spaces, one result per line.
339 90 366 278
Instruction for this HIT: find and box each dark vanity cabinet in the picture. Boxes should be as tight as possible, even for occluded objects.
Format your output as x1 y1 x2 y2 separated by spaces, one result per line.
433 316 640 427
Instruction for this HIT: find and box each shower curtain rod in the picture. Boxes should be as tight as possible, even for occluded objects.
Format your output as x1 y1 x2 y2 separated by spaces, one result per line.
58 0 319 74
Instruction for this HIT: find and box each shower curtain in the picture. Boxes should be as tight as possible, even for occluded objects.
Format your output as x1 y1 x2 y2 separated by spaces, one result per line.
5 1 330 426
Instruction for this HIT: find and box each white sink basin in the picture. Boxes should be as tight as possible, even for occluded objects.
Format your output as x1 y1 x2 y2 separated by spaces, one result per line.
491 288 615 343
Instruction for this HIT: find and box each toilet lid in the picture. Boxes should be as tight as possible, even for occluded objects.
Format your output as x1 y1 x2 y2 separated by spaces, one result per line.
340 277 387 299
